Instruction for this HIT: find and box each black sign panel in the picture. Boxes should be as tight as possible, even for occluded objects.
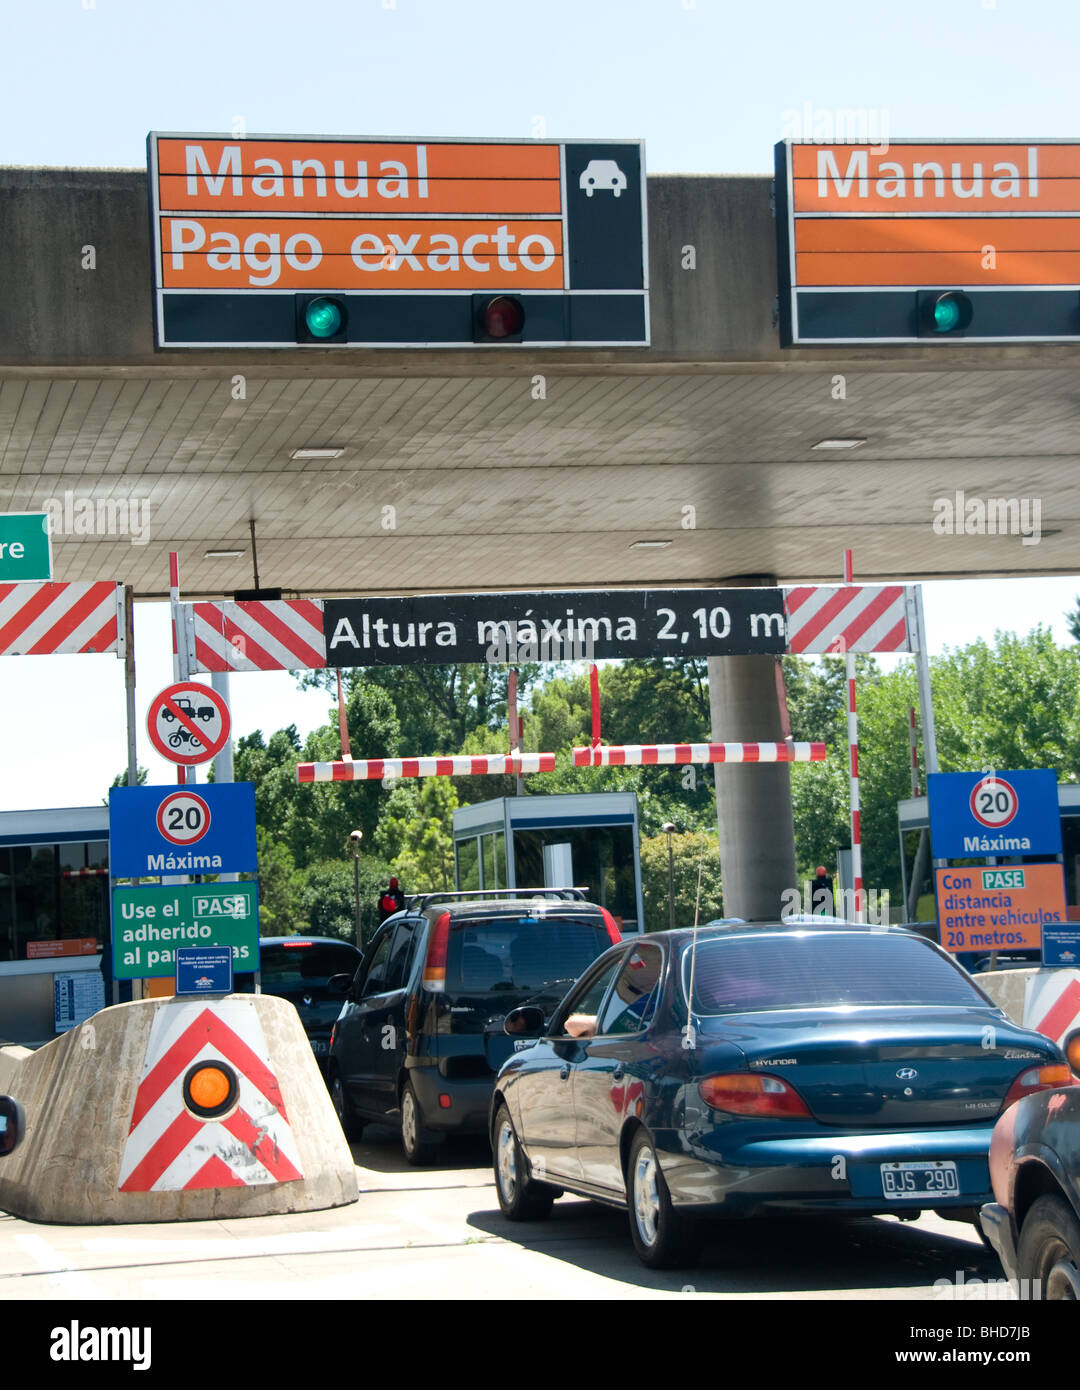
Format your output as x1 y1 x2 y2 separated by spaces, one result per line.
323 589 786 667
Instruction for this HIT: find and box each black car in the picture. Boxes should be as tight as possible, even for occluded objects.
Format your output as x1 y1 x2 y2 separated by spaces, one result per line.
326 888 621 1164
237 935 363 1074
490 923 1070 1268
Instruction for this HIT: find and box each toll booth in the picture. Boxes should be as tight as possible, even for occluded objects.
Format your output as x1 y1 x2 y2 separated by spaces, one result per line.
451 791 645 933
0 806 110 1045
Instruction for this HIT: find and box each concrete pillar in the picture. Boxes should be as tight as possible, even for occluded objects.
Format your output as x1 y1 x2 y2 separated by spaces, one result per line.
707 653 796 921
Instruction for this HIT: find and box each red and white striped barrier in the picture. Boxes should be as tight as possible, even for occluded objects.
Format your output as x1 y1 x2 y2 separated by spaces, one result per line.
0 581 123 656
118 1000 303 1193
784 584 910 654
298 752 557 783
184 599 326 673
573 742 826 767
1024 971 1080 1051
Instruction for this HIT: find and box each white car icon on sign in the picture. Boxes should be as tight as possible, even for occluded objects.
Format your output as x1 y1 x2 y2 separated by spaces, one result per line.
579 159 627 197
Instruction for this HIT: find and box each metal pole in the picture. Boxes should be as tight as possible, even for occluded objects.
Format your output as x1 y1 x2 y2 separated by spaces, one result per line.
843 550 864 923
912 585 939 777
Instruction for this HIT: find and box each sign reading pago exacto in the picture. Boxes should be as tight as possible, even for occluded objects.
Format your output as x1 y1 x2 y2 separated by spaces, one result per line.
148 133 648 348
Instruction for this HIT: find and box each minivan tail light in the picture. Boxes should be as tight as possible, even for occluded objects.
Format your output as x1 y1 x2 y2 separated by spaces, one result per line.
698 1073 812 1119
600 909 622 946
1001 1063 1075 1112
422 912 451 992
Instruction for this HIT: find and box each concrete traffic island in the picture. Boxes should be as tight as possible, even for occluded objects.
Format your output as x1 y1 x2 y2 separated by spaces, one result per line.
0 993 358 1224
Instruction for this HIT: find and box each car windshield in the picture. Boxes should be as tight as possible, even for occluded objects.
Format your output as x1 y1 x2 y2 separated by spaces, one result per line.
445 915 611 996
681 932 989 1014
259 941 360 996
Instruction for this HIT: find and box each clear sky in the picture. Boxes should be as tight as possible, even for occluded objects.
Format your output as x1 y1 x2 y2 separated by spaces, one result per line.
2 0 1079 812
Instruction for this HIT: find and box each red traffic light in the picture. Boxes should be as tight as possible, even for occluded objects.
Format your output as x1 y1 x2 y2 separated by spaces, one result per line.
473 295 526 342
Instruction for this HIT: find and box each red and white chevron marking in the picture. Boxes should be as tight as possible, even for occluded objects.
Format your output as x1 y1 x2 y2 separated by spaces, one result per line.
784 585 910 654
186 599 326 673
0 581 122 656
298 752 556 782
118 999 303 1193
573 742 827 767
1024 971 1080 1050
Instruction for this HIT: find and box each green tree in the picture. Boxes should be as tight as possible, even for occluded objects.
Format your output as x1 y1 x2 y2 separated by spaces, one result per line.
639 829 724 931
375 777 458 892
295 856 390 947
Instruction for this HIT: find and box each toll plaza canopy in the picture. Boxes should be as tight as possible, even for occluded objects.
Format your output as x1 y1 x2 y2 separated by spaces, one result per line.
1 135 1079 600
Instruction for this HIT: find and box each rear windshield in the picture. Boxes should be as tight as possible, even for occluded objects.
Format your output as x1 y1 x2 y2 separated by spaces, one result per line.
445 915 610 996
682 933 989 1014
259 942 361 994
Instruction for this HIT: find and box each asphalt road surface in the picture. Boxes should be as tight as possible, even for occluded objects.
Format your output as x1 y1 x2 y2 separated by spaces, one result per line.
0 1124 1020 1302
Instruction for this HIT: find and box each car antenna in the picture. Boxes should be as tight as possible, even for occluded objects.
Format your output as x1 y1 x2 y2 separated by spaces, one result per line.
682 829 708 1051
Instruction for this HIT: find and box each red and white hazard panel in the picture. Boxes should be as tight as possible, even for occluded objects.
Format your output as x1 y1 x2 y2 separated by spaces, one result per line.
784 585 911 654
1024 970 1080 1051
298 752 556 782
118 999 304 1192
0 581 123 656
184 599 326 673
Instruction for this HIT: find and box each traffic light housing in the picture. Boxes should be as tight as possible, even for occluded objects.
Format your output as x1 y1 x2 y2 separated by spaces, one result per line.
296 294 348 344
917 290 973 337
472 295 526 343
377 880 406 923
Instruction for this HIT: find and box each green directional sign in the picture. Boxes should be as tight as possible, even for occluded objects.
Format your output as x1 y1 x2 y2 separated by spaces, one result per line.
0 512 51 581
111 882 259 980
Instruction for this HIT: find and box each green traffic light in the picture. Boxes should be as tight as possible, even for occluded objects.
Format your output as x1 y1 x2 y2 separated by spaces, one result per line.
305 298 344 339
934 297 961 333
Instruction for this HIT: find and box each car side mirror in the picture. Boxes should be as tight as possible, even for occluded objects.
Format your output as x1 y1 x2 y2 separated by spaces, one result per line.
327 973 353 996
504 1005 545 1037
0 1096 25 1156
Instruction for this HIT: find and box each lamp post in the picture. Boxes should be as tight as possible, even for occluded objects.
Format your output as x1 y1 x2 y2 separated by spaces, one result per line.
348 829 363 948
662 822 677 932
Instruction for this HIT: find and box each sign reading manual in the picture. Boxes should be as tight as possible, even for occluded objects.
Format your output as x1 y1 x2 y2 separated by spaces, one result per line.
927 770 1061 859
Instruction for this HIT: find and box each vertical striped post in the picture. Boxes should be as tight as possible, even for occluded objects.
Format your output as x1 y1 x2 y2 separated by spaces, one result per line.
908 707 920 798
169 552 188 785
843 549 864 923
590 664 601 747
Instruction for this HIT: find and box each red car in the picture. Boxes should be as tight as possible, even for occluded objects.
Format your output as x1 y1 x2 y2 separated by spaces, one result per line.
980 1042 1080 1300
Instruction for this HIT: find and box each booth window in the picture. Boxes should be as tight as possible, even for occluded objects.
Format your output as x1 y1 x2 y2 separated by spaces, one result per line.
0 840 108 962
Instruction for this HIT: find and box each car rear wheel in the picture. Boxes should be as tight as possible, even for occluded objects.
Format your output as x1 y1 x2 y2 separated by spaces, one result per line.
329 1072 364 1143
492 1103 555 1222
626 1130 700 1270
400 1080 440 1166
1017 1195 1080 1300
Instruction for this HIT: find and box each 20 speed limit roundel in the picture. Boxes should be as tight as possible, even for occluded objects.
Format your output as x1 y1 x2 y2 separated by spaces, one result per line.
156 791 212 846
969 774 1019 830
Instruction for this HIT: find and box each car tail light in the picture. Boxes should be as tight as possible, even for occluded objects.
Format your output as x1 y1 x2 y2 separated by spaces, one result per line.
698 1073 812 1119
1001 1062 1076 1111
422 912 451 992
600 908 622 946
1064 1031 1080 1079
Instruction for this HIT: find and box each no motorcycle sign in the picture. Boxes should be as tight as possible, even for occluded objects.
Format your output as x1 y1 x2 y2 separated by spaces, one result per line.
147 681 231 766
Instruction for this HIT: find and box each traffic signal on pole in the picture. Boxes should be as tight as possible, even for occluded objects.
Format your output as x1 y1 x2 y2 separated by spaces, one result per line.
296 295 348 343
472 295 526 343
916 290 973 337
377 878 406 923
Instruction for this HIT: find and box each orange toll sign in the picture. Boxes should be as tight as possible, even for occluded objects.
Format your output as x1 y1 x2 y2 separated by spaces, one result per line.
774 140 1080 343
147 133 648 349
936 863 1068 955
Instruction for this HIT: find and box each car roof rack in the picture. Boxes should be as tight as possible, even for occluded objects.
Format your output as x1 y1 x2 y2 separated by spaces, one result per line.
404 886 589 912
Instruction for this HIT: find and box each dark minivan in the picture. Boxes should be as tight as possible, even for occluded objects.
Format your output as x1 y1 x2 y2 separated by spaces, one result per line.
327 888 621 1163
237 935 363 1075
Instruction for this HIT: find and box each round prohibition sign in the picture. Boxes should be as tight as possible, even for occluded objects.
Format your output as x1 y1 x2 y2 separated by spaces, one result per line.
156 791 212 847
147 681 231 766
969 774 1019 830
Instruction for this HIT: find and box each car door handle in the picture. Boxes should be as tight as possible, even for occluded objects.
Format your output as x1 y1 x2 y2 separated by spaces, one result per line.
560 1065 571 1081
612 1063 625 1080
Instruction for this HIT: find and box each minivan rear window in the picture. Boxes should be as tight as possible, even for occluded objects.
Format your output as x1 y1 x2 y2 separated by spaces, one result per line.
259 942 362 995
444 915 611 996
682 933 989 1014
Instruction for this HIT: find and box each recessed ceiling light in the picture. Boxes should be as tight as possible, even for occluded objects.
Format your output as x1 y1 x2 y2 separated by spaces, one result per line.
204 548 246 558
811 438 866 450
291 447 344 460
630 539 673 549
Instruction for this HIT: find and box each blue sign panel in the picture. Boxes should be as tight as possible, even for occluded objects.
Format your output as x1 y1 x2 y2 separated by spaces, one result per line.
176 945 233 996
108 783 257 877
927 770 1061 859
1043 921 1080 967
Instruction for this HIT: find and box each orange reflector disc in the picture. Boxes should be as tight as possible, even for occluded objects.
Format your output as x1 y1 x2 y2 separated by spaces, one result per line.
188 1066 231 1110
